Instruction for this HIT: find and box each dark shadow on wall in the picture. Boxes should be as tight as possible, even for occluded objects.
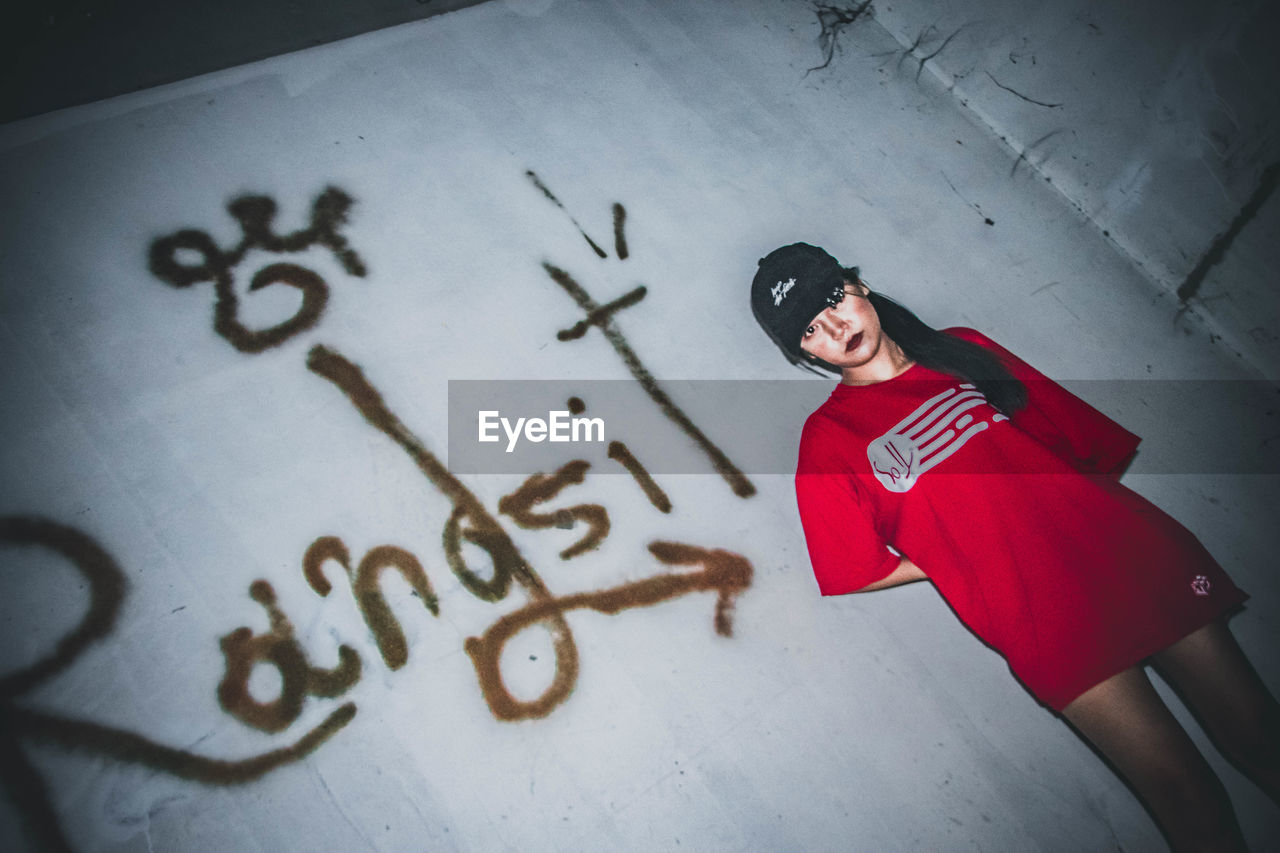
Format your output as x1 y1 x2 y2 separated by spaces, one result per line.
0 0 495 123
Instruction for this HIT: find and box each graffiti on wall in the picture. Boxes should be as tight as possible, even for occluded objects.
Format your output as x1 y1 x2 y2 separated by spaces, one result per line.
0 517 355 851
2 178 757 850
149 186 367 353
525 170 756 498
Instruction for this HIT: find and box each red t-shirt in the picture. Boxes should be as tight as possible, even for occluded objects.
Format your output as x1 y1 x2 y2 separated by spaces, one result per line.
795 327 1246 711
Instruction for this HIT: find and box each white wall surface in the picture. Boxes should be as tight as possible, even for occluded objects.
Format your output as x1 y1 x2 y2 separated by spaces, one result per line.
1 1 1276 851
871 0 1280 373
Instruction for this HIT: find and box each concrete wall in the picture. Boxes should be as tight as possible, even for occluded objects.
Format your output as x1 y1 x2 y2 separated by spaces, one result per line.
870 0 1280 373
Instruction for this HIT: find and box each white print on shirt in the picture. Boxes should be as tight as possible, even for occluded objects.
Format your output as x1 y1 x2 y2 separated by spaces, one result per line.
867 383 1009 493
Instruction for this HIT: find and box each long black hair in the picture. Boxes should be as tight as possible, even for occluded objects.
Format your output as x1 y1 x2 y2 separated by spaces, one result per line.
799 267 1028 416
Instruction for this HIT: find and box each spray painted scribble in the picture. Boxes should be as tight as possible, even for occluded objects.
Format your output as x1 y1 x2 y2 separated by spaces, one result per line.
529 173 757 498
555 282 648 342
562 395 673 512
498 459 610 558
0 517 125 699
542 262 755 498
466 541 751 720
525 170 610 258
0 516 355 852
302 344 754 720
305 344 580 711
608 440 673 513
612 203 629 260
148 186 366 352
217 579 362 732
285 526 753 724
0 174 759 850
303 537 441 670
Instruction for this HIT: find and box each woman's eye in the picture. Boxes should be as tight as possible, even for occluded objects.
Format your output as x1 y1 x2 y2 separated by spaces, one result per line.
804 325 816 337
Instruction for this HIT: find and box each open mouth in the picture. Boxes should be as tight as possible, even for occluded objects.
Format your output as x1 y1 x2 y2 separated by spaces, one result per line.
845 332 863 353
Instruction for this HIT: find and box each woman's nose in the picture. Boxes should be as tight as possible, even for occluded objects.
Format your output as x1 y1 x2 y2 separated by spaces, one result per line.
822 312 847 337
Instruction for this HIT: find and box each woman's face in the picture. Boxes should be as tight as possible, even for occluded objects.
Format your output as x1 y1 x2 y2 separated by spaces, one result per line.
798 280 885 368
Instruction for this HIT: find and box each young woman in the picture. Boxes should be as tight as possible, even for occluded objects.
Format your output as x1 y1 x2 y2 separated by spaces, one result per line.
750 242 1279 852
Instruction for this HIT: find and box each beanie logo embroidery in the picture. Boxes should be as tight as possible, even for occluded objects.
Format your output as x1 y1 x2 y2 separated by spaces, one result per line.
771 278 795 306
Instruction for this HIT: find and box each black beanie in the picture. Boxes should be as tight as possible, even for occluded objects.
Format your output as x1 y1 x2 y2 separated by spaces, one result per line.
750 243 851 358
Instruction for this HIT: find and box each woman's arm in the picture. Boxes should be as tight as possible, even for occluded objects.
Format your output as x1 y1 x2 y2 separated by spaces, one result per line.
852 557 928 592
796 415 920 595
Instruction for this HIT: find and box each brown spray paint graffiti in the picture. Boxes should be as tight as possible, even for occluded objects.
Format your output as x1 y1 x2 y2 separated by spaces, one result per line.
525 171 756 498
541 260 756 498
304 343 582 714
498 459 611 558
160 177 749 728
303 536 440 671
612 203 629 260
525 170 609 259
0 517 355 852
564 395 673 513
302 344 754 720
608 440 673 513
465 541 751 720
286 527 754 724
217 579 362 732
1 507 748 850
2 175 762 849
555 282 648 342
148 186 367 353
0 517 124 699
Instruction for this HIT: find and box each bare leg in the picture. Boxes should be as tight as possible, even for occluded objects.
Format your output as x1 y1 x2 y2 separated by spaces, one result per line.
1152 620 1280 805
1061 667 1247 852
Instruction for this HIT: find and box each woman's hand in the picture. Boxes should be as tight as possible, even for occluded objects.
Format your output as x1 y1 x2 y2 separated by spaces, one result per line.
854 557 927 592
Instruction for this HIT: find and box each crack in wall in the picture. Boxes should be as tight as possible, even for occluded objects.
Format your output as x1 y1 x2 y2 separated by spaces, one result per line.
805 1 874 75
866 22 964 82
914 25 966 82
983 70 1062 109
1010 129 1067 178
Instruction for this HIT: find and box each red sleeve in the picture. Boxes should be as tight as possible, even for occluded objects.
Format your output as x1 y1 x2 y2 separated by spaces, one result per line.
945 327 1141 477
795 416 901 595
